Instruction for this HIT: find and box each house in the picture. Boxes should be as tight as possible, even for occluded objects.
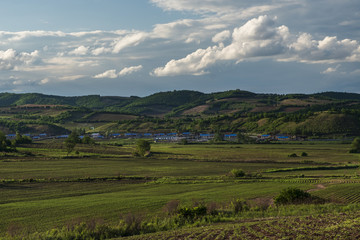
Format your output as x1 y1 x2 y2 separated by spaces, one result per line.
224 133 237 141
110 133 121 138
143 133 153 138
6 134 16 139
276 135 290 141
56 135 69 139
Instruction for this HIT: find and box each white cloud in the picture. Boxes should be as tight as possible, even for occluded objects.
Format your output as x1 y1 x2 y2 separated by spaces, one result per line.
119 65 143 76
69 46 89 56
152 46 221 76
93 65 143 79
153 16 290 76
59 75 87 81
212 30 231 43
0 48 40 70
93 69 118 79
321 65 340 74
153 15 360 77
112 32 148 53
91 47 111 56
150 0 279 14
40 78 50 85
288 35 360 63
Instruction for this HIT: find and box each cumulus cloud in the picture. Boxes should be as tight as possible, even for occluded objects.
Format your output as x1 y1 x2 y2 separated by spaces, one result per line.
212 30 231 43
69 46 89 56
93 65 143 79
153 15 360 77
289 35 360 63
152 46 221 76
153 16 289 76
0 48 39 70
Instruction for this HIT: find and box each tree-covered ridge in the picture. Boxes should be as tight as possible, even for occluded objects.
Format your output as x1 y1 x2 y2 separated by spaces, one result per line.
0 90 360 137
1 90 360 114
0 93 134 109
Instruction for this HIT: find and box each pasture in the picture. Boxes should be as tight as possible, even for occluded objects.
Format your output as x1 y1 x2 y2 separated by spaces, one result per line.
0 140 360 238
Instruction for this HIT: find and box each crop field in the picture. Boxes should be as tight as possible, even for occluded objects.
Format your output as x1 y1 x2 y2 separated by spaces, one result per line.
1 140 360 238
124 211 360 239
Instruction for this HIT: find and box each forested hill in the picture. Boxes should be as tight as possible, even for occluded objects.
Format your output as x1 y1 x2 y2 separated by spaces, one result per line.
0 90 360 137
1 90 360 116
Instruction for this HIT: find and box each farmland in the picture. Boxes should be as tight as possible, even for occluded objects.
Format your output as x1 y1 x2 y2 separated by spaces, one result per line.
1 139 360 239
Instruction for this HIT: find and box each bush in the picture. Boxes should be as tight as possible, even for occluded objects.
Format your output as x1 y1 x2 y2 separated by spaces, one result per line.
288 153 298 157
177 206 207 220
350 137 360 153
231 199 247 213
230 168 245 178
163 200 180 215
13 133 32 145
301 152 308 157
82 135 95 145
135 139 151 157
274 187 312 205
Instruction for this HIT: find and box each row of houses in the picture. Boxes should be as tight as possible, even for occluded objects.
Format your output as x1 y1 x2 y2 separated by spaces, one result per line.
6 133 48 140
258 134 307 141
6 132 298 142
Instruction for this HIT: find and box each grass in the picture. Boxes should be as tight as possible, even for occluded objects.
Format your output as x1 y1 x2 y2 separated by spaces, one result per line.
1 141 360 238
0 181 316 234
123 210 360 240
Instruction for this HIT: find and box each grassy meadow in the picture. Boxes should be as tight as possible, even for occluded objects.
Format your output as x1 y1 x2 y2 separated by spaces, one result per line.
1 140 360 238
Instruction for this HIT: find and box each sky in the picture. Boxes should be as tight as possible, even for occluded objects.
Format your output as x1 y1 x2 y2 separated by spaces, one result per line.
0 0 359 96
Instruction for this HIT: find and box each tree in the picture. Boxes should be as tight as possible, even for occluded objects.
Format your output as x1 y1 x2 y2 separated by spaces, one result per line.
350 137 360 153
0 131 15 152
82 135 94 145
64 130 81 155
64 140 76 155
13 133 32 146
135 139 151 157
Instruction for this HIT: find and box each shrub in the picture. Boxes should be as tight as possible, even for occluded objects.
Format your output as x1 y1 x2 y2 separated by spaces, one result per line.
206 202 218 215
82 135 95 145
163 200 180 215
350 137 360 153
301 152 308 157
177 205 207 220
13 133 32 145
247 197 272 211
135 139 151 157
288 153 298 157
178 138 188 145
230 168 245 178
274 187 312 205
231 199 247 213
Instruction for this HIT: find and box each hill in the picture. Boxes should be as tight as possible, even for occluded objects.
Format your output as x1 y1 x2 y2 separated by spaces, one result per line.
0 90 359 136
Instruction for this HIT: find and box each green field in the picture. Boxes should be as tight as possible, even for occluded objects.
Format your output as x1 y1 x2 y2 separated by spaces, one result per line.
1 141 360 239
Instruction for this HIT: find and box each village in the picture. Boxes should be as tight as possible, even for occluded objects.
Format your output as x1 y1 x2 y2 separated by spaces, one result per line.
5 131 303 143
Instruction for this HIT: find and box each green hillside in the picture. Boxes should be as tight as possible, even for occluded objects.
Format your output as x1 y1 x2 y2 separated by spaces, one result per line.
0 90 359 136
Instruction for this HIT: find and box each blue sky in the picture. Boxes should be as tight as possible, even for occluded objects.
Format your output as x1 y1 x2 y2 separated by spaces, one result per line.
0 0 359 96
